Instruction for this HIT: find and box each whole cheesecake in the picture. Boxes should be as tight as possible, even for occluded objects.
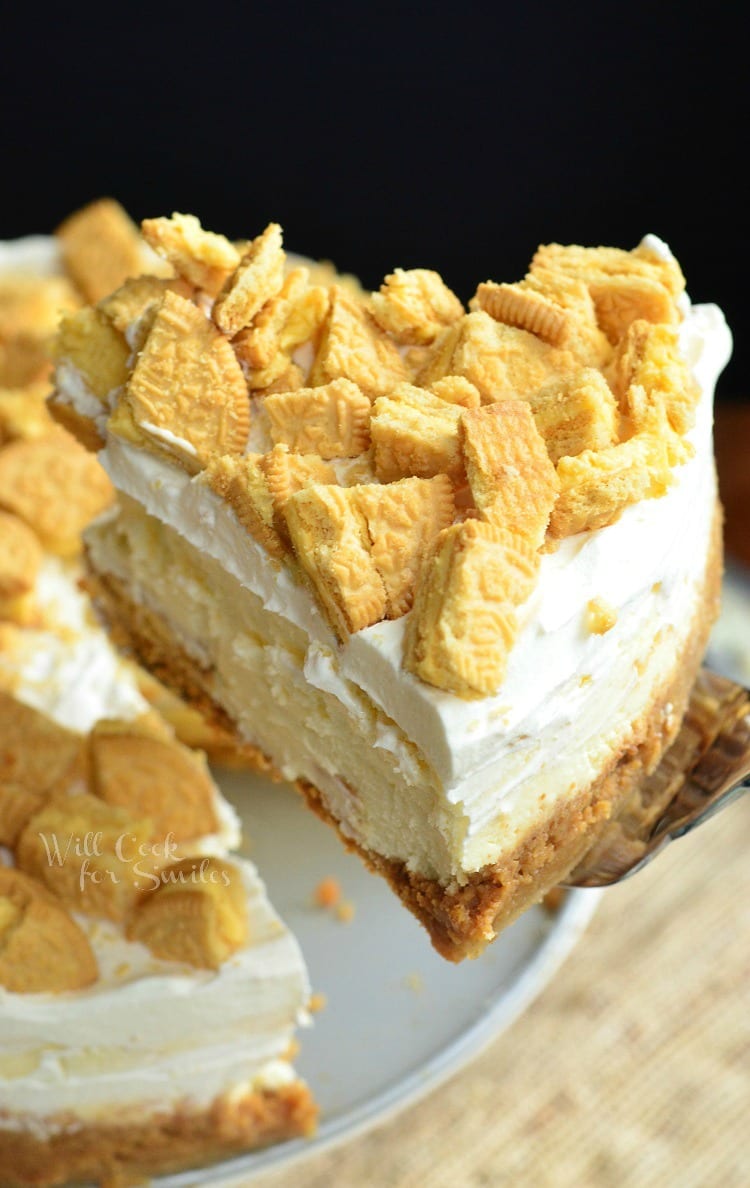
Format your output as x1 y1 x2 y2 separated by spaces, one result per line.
51 214 731 959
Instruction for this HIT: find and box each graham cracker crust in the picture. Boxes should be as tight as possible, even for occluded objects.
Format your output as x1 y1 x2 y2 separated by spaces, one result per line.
0 1079 316 1188
85 503 722 962
46 396 106 454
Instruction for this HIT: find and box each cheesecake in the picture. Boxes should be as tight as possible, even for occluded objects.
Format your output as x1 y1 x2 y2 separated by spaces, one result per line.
54 214 730 959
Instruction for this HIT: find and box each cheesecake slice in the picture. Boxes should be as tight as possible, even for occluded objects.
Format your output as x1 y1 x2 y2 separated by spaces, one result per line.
56 215 730 959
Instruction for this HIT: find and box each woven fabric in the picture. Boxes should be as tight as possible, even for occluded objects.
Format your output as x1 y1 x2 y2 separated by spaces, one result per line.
257 798 749 1188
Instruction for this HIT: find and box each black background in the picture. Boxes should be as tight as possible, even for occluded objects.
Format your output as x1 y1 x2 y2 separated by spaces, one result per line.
1 3 745 396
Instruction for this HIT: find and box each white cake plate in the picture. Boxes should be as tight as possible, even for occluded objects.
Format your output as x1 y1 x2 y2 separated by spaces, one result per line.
156 773 601 1187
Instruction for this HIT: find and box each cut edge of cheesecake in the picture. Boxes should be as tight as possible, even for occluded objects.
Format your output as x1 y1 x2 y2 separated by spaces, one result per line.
84 501 721 960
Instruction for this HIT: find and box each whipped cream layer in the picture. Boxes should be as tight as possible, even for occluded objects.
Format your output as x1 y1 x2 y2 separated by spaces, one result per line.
87 288 731 882
0 556 148 731
0 858 310 1133
0 236 65 277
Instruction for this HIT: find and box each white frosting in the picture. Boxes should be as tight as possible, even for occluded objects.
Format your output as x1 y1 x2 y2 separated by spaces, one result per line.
52 359 110 429
140 421 198 457
0 860 309 1129
0 236 63 276
0 557 148 731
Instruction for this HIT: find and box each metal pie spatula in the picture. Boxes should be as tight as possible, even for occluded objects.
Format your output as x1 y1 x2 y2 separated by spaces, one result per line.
564 669 750 887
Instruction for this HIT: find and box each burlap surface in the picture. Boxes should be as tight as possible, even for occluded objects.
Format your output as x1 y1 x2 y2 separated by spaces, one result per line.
255 796 749 1188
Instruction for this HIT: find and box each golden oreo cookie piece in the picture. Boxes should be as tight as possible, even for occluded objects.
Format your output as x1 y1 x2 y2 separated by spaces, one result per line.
203 453 286 560
549 434 673 538
460 401 559 548
353 474 456 618
0 784 47 849
124 291 250 467
0 510 41 625
264 378 371 459
55 306 131 400
141 213 239 296
417 311 573 402
527 368 618 465
0 383 54 446
472 281 571 347
127 856 248 970
0 337 51 388
521 267 612 368
428 376 482 409
97 274 194 336
369 268 464 345
0 692 85 803
213 223 286 337
57 199 150 304
0 427 113 556
310 285 408 398
0 511 42 600
0 867 98 993
231 266 310 370
405 520 540 698
370 384 465 482
0 273 79 341
259 445 336 542
16 793 156 923
88 720 219 844
609 318 699 435
284 482 387 637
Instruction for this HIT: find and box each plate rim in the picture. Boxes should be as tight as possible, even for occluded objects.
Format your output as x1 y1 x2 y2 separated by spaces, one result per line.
161 889 601 1187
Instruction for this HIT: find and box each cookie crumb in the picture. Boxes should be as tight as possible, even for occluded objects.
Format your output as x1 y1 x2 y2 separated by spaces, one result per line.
313 876 341 908
542 887 567 914
586 597 618 635
403 972 424 993
335 900 355 924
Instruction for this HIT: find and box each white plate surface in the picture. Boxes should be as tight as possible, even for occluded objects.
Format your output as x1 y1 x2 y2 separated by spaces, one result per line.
157 773 600 1187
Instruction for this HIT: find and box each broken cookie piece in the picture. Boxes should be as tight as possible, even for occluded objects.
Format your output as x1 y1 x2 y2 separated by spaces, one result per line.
141 212 239 296
0 427 113 556
213 223 286 336
369 268 464 344
263 378 371 459
115 290 250 468
310 285 408 397
370 383 465 482
549 434 672 537
0 510 42 623
526 368 618 464
0 867 98 993
57 199 155 304
16 794 156 922
127 856 248 970
405 520 540 697
88 718 220 843
460 401 559 548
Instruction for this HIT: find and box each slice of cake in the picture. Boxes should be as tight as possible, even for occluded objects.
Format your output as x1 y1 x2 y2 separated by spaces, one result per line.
55 214 731 960
0 692 315 1187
